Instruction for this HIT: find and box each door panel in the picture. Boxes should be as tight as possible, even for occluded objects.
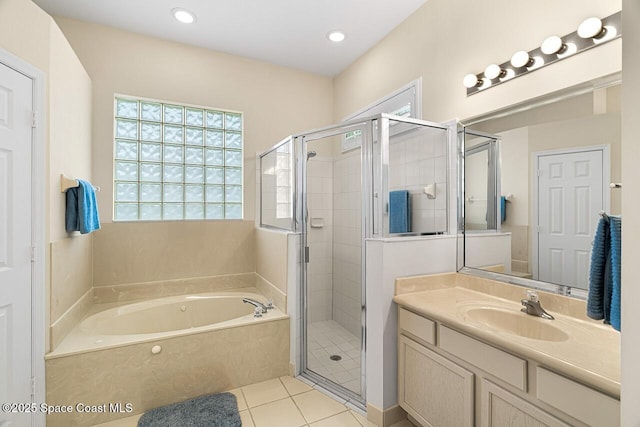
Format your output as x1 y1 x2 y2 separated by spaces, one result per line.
537 150 604 289
0 62 33 426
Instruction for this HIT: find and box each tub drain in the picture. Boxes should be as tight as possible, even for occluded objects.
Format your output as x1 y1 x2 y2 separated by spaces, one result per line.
329 355 342 361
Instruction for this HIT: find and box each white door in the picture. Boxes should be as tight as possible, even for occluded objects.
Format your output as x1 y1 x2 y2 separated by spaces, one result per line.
537 149 604 289
0 62 34 427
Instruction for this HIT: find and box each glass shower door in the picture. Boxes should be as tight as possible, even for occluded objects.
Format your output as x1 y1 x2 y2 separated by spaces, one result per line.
299 122 369 406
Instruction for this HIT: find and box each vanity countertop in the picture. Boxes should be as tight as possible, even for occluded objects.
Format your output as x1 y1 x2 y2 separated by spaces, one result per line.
393 273 621 397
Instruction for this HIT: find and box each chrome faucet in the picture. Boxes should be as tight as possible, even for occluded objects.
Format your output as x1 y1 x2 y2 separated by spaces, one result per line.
242 297 272 314
521 290 554 320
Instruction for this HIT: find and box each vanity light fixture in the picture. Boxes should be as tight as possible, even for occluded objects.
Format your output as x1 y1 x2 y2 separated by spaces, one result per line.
327 30 346 43
463 73 482 89
172 8 196 24
510 51 534 68
540 35 566 55
463 11 620 96
577 17 606 39
484 64 505 80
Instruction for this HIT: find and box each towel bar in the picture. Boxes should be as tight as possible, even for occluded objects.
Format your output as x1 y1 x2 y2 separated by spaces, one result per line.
60 174 100 193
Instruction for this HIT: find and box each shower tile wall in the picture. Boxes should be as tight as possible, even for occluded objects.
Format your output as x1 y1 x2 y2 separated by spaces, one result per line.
260 146 293 229
332 150 362 339
307 157 333 323
389 129 448 233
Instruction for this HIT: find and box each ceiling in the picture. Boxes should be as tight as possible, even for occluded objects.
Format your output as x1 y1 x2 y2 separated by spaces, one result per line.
33 0 427 76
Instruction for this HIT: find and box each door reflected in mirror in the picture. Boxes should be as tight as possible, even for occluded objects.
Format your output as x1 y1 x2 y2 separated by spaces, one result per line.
463 83 621 293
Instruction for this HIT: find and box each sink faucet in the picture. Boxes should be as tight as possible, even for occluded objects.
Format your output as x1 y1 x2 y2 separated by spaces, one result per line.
521 290 554 320
242 297 271 314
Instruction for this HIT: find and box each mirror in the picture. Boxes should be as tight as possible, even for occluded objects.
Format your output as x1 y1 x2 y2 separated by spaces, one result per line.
462 79 621 295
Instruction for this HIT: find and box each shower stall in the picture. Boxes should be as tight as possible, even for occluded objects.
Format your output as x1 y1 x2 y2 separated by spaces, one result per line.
259 114 452 408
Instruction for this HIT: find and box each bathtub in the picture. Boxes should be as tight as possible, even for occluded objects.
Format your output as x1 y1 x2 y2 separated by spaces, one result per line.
45 288 290 427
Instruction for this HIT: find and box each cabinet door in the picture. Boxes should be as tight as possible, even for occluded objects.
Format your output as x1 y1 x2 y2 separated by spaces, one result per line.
399 335 474 427
481 380 569 427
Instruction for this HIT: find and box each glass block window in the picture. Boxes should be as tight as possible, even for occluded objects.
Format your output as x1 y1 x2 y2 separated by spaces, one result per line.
114 96 243 221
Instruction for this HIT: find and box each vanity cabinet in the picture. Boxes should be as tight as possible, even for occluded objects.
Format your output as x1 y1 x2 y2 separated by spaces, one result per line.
397 307 619 427
481 380 569 427
398 335 474 427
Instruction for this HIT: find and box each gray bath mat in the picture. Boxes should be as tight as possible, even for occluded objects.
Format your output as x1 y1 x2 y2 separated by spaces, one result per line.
137 392 241 427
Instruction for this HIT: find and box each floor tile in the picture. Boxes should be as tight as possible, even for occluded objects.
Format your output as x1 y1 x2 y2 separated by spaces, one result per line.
249 397 307 427
293 390 349 424
240 410 255 427
349 410 378 427
242 378 289 408
91 414 141 426
389 420 415 427
227 387 247 411
281 375 313 395
309 411 363 427
306 320 362 394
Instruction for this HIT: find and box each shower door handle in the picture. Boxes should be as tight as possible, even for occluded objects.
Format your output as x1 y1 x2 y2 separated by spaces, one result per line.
304 246 309 263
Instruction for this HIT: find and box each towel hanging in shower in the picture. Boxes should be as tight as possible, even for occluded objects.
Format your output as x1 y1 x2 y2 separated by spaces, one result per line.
389 190 411 233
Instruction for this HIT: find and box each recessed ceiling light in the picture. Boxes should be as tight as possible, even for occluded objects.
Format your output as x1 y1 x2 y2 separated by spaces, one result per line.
172 8 196 24
327 30 346 43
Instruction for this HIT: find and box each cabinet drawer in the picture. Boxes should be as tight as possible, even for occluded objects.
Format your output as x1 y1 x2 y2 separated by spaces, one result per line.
399 308 436 345
440 325 526 391
536 367 619 427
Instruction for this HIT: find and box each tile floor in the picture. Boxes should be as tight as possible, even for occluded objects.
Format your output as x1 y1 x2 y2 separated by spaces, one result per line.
92 376 415 427
307 320 362 394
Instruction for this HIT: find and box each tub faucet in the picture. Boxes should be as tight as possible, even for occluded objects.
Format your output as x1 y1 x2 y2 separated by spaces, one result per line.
521 290 554 320
243 298 269 314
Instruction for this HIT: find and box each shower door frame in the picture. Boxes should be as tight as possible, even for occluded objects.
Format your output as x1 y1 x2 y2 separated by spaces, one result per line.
296 118 374 408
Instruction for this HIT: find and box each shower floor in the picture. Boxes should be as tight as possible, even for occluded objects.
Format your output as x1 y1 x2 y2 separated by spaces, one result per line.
307 320 361 395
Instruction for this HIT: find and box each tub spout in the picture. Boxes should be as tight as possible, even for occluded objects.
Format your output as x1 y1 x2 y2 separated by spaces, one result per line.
243 298 268 313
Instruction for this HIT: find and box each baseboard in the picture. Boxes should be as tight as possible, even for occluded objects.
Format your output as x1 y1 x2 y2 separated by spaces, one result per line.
367 403 407 427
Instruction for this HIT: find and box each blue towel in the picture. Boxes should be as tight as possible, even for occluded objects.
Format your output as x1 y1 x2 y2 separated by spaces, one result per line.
65 179 101 234
587 215 622 331
500 196 507 223
587 217 609 321
389 190 410 233
609 216 622 331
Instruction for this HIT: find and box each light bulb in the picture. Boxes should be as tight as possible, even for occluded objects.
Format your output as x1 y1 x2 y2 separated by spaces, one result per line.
484 64 504 80
541 35 565 55
327 30 346 42
510 51 533 68
463 73 480 88
578 17 605 39
172 8 196 24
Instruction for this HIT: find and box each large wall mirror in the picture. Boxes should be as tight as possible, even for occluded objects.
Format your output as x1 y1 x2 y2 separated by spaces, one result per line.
461 75 621 297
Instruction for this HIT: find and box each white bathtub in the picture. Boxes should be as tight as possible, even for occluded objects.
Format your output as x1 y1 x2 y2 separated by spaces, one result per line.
48 288 287 357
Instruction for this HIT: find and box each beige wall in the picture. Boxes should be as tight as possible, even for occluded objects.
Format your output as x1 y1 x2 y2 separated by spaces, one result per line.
621 0 640 424
48 21 94 329
53 17 334 223
0 0 94 349
254 227 288 293
333 0 621 123
0 0 51 73
48 23 93 241
93 221 255 286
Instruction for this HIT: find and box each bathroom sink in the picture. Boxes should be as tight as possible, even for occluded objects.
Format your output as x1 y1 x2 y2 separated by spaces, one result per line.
464 307 570 342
